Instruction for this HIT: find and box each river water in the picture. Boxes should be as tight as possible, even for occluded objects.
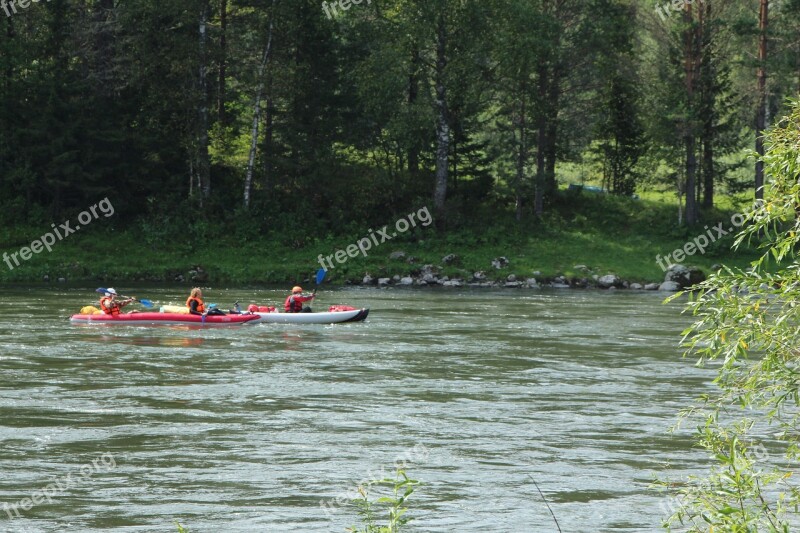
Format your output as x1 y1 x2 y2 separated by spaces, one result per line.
0 286 712 532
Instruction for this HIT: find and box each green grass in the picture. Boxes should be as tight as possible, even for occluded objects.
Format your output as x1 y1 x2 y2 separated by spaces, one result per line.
0 190 763 286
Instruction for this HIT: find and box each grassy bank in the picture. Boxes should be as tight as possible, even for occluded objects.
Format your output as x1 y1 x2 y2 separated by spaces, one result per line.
0 191 762 286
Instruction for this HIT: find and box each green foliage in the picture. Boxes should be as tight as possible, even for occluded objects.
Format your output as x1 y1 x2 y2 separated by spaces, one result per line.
347 469 419 533
662 100 800 531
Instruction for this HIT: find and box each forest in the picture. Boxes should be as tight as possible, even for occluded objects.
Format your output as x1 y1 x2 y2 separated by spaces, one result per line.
0 0 799 282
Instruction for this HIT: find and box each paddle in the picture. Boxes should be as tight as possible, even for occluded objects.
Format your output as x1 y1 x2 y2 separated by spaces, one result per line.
313 268 326 295
95 288 154 308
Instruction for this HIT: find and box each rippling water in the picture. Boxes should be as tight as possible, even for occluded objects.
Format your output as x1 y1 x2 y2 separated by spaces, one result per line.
0 286 713 532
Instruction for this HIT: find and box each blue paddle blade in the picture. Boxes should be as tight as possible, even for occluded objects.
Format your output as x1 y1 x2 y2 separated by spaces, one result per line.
315 268 327 285
138 299 154 308
95 288 108 294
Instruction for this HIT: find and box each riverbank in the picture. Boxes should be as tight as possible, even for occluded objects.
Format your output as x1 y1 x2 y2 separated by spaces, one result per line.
0 192 762 287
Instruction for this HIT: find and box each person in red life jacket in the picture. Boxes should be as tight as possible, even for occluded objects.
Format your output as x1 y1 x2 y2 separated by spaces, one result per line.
99 288 134 316
186 287 226 316
285 286 314 313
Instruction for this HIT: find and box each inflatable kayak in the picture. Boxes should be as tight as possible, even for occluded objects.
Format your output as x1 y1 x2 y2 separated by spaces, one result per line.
251 306 369 324
70 312 260 326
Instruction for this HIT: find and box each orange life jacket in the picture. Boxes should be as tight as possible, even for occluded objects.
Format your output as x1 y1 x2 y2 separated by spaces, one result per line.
285 293 312 313
100 296 120 316
186 296 205 313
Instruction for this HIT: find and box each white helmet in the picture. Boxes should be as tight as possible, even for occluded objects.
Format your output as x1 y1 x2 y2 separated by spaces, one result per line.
106 288 117 296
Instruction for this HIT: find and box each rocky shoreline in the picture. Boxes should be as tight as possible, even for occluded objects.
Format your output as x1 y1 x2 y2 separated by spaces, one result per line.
354 253 709 292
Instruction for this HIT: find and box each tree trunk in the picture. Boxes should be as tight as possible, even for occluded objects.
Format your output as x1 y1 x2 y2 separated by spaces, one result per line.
684 3 698 225
700 1 714 209
262 73 274 191
755 0 768 201
433 14 450 228
534 60 548 218
408 45 420 176
91 0 115 95
515 76 527 222
244 0 276 208
196 0 211 202
544 58 561 198
218 0 228 125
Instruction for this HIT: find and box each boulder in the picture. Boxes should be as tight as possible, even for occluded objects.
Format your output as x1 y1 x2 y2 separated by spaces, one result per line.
573 264 589 271
442 254 459 265
421 273 437 284
630 283 643 290
597 274 621 289
378 278 391 286
473 271 487 281
389 251 406 260
659 281 681 292
550 282 571 289
507 274 517 282
57 277 67 283
491 257 510 269
399 276 414 286
525 278 540 288
42 274 50 282
392 274 401 282
362 274 374 285
505 281 523 288
420 264 439 276
665 264 706 289
443 279 464 287
189 266 209 283
644 283 660 290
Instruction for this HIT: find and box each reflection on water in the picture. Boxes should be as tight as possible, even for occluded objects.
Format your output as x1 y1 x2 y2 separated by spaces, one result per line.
0 287 710 532
80 334 207 348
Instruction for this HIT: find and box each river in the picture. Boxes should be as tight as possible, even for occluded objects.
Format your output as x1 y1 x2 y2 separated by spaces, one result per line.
0 286 711 532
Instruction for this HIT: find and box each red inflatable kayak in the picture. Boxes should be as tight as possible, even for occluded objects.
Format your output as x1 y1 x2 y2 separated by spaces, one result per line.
70 312 259 326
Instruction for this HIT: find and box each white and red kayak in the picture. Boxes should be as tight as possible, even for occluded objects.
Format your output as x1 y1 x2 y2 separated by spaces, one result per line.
70 312 260 326
250 306 369 324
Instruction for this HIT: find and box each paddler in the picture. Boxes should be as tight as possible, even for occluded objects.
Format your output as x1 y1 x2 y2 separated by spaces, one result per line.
284 286 315 313
99 288 134 316
186 287 226 316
